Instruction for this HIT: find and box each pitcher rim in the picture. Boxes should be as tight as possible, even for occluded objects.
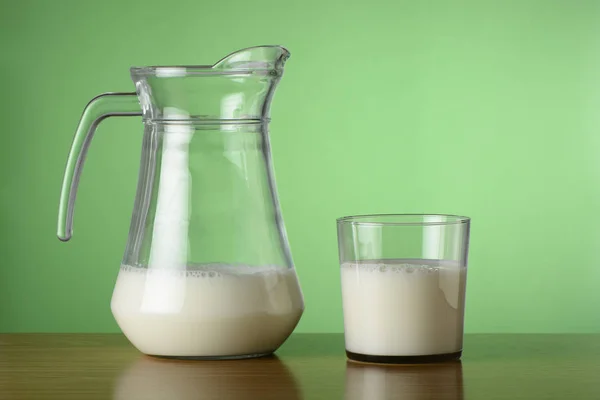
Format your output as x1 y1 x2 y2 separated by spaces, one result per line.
130 45 290 77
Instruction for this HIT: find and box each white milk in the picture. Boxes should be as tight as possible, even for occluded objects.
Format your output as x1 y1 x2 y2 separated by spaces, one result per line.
341 259 467 356
111 264 304 357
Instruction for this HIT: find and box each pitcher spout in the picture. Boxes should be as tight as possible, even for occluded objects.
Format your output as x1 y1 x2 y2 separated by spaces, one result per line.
129 45 291 121
213 45 290 75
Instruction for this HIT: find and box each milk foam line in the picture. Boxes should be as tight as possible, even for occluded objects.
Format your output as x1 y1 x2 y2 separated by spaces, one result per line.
121 264 290 277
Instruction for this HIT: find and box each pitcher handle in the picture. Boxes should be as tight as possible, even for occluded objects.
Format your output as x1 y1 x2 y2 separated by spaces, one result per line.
57 92 142 241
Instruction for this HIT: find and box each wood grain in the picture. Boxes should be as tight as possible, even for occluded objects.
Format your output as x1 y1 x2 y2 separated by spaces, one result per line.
1 334 599 399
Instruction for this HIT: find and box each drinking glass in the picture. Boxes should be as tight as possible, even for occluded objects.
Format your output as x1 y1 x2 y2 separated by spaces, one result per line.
337 214 471 364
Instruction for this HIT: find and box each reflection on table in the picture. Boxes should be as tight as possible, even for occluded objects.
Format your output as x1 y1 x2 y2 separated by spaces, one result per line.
114 355 301 400
345 360 463 400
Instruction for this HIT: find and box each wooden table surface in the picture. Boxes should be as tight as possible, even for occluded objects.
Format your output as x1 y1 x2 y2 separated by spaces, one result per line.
1 334 599 399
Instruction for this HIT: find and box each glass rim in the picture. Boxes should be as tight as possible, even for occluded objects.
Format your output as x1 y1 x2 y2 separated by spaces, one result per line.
336 214 471 227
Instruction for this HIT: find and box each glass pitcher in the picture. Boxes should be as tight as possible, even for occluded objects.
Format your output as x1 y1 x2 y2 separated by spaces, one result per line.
57 45 304 359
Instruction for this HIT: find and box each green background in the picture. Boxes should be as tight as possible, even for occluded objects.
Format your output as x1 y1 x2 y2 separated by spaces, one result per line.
2 0 600 333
